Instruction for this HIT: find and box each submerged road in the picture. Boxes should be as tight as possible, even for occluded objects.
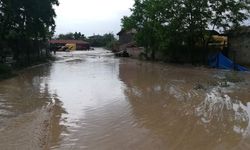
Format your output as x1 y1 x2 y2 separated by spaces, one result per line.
0 48 250 150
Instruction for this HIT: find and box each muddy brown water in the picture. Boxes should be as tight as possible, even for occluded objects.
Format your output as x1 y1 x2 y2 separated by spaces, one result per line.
0 48 250 150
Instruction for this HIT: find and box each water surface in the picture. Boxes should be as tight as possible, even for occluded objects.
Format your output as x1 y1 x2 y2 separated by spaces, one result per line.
0 48 250 150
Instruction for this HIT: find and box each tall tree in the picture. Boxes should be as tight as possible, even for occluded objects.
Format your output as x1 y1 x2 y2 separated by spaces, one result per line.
87 33 117 48
0 0 59 65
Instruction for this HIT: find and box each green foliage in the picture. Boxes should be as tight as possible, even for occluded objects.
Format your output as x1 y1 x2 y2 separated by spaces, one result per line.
105 40 119 51
0 0 59 66
57 32 86 40
0 0 59 39
87 33 117 48
122 0 250 62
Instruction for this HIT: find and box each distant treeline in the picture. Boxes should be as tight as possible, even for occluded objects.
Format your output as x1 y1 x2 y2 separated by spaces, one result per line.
57 32 87 41
0 0 59 68
55 32 118 50
122 0 250 63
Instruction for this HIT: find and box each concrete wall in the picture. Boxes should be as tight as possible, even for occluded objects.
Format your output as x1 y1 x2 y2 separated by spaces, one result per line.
229 35 250 65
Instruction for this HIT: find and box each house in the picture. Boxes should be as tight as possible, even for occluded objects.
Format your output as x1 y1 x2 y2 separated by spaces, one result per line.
117 28 137 45
49 40 90 51
228 26 250 65
117 29 144 58
207 30 228 50
207 31 228 57
117 28 137 52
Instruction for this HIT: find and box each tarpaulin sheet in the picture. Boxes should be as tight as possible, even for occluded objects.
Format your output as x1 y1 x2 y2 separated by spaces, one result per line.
208 52 249 71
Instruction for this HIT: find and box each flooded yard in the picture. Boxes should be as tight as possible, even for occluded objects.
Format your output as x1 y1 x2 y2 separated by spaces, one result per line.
0 48 250 150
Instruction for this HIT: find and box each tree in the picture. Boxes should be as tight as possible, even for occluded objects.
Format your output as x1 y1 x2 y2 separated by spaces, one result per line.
87 33 117 49
73 32 86 40
0 0 59 66
57 32 86 40
122 0 250 62
58 33 74 40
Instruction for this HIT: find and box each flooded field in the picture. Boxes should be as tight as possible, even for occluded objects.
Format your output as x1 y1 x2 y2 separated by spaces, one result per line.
0 48 250 150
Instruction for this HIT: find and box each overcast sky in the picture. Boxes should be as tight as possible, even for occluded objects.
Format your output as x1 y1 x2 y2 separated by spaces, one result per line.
55 0 134 37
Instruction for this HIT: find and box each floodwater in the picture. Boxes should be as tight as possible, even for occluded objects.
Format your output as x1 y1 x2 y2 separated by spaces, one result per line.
0 48 250 150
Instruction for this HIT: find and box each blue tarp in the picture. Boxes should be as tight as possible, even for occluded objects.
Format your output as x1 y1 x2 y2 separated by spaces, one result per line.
208 52 249 71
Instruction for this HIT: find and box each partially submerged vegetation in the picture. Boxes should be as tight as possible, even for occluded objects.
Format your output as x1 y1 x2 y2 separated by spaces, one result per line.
0 55 55 81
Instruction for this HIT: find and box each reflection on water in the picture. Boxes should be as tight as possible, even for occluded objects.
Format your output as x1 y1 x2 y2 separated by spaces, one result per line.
48 50 133 149
0 48 250 150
